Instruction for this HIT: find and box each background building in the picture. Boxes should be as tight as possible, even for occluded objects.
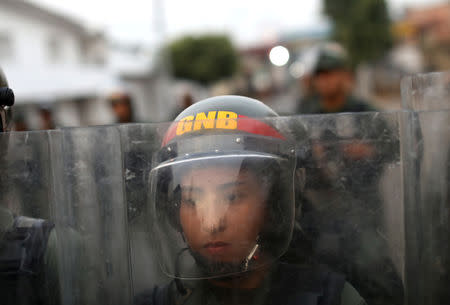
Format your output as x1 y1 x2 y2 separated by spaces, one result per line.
0 0 177 129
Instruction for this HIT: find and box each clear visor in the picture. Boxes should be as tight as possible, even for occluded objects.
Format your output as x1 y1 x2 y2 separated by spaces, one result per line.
149 153 295 279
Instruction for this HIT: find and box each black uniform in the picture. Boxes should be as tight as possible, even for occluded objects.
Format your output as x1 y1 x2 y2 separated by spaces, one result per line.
0 214 58 305
135 263 365 305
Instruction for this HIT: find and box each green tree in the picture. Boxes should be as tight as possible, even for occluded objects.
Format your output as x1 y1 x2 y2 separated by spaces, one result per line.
324 0 392 66
167 34 238 85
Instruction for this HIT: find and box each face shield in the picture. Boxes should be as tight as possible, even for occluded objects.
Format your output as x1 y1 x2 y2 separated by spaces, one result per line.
149 133 296 279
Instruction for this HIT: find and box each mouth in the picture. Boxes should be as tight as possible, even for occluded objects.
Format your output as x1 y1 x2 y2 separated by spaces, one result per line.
203 241 230 255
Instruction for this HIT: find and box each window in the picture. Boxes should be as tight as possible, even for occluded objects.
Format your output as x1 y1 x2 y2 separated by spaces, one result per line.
0 32 14 60
48 36 63 62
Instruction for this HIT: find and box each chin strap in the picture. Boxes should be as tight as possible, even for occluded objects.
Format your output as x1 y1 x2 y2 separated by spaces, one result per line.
243 243 259 272
174 240 261 295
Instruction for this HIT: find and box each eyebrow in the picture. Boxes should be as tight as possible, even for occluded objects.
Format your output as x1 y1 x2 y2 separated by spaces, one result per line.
180 181 247 191
180 181 246 193
180 186 201 193
218 181 245 191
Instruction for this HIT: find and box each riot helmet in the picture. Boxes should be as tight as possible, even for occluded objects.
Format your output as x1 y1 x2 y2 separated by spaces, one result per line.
312 42 350 75
0 68 14 132
149 95 297 280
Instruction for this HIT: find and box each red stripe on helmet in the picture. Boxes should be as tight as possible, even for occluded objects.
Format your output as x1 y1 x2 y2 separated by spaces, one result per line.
162 122 178 147
237 115 285 139
162 114 284 147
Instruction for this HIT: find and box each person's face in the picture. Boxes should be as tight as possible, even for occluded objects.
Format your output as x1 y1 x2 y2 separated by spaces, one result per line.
314 69 352 100
179 165 268 264
111 100 131 123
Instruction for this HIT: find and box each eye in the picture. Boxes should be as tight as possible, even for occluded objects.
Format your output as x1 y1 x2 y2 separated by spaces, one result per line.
225 191 246 204
179 186 198 207
227 193 237 202
181 196 196 206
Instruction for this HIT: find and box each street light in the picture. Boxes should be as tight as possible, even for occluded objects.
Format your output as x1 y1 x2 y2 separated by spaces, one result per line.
269 46 289 67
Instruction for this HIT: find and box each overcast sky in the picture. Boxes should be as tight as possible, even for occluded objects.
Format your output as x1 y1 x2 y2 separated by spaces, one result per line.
29 0 445 46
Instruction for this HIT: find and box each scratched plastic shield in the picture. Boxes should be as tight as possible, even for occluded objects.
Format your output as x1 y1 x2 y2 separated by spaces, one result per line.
401 71 450 305
0 70 448 305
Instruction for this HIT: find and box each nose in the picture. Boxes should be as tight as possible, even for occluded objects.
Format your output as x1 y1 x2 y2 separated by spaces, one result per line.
197 195 228 234
202 214 226 234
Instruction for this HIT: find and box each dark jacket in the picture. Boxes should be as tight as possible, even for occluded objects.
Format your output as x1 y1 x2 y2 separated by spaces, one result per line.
0 213 58 305
135 263 365 305
297 95 376 114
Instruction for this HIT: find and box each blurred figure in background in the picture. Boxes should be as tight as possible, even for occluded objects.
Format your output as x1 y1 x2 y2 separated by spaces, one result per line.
170 91 194 120
294 45 321 114
38 104 56 130
109 91 135 123
297 43 376 114
12 113 28 132
292 44 403 305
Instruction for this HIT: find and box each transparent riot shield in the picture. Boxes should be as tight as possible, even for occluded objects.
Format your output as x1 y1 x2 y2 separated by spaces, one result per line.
0 130 56 220
0 116 404 305
0 127 136 305
287 112 405 305
54 127 132 305
401 71 450 305
0 130 61 305
118 124 170 295
1 76 447 305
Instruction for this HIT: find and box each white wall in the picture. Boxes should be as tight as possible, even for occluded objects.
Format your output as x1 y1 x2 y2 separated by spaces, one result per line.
0 3 165 128
0 4 115 105
0 6 83 72
0 4 120 128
